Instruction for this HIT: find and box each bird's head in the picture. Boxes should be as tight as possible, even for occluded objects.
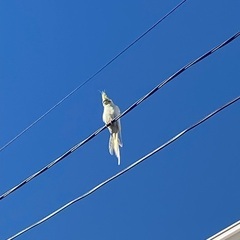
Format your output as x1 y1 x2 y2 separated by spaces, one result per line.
101 91 112 106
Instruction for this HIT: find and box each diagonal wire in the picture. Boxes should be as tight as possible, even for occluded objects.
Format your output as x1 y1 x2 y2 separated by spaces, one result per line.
0 31 239 202
7 96 240 240
0 0 187 153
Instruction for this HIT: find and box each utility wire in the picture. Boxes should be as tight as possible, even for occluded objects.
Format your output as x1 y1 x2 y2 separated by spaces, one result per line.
7 95 240 240
0 0 187 153
0 31 239 202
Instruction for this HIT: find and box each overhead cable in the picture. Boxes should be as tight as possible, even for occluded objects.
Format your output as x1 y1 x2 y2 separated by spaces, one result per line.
0 0 187 153
7 95 240 240
0 31 239 202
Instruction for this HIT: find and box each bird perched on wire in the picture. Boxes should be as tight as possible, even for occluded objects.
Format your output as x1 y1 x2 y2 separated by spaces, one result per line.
101 91 123 165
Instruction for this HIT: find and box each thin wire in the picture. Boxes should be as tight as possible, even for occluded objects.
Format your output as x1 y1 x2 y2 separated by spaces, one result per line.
0 0 187 153
7 96 240 240
1 31 239 201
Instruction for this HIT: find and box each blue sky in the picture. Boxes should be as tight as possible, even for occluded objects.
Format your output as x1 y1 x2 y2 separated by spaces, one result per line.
0 1 239 239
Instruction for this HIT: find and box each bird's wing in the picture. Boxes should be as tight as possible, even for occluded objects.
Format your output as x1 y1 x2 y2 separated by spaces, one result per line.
114 104 123 146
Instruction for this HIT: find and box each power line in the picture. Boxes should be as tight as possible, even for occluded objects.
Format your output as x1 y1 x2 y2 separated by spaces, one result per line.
0 0 187 153
7 95 240 240
0 31 239 201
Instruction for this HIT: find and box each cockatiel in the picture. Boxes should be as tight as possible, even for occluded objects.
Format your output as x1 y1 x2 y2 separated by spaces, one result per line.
101 91 122 165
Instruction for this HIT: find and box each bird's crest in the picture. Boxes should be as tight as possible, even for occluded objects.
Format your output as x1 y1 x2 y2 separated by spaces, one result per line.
101 91 110 102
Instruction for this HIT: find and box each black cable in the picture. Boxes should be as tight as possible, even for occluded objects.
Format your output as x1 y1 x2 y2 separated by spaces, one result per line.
7 95 240 240
0 0 187 153
0 31 239 202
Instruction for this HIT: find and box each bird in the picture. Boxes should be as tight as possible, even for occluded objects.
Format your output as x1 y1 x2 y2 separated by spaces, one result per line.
101 91 123 165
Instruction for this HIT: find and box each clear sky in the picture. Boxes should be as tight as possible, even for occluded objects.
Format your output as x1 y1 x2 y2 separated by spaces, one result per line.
0 1 239 239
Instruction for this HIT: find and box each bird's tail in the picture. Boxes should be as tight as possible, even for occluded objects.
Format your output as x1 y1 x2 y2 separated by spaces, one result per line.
109 132 122 165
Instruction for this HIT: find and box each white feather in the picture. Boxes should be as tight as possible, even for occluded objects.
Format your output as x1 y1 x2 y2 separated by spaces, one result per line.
102 92 123 165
